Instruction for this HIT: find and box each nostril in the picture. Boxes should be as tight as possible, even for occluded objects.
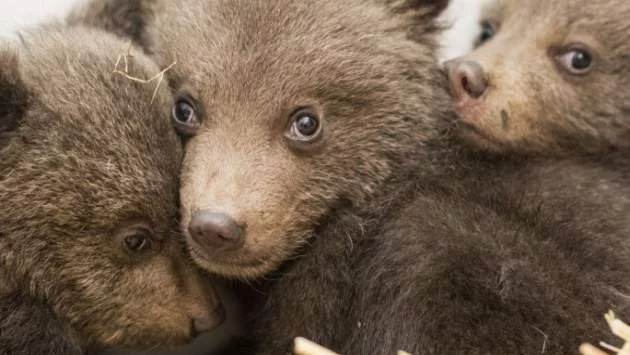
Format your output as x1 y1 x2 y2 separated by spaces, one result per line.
460 61 488 99
216 233 232 244
449 60 488 101
461 75 471 95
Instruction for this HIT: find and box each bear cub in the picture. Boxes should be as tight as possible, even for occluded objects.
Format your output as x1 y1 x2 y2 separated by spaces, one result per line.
146 0 630 354
0 25 225 354
72 0 630 354
445 0 630 155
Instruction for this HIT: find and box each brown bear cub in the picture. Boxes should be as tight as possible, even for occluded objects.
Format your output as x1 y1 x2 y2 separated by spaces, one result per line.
445 0 630 155
74 0 630 354
157 0 630 351
0 25 226 354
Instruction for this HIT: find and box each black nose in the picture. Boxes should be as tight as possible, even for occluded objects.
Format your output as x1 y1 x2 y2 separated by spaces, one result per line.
188 211 245 253
444 59 488 101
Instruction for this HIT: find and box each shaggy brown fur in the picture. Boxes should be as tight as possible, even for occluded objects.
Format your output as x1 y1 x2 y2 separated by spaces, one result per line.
150 2 453 352
445 0 630 155
74 0 630 354
350 150 630 354
0 25 226 354
149 0 449 281
67 0 156 51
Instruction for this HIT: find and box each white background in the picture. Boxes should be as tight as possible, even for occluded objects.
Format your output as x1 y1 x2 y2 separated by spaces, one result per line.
438 0 483 60
0 0 483 61
0 0 85 36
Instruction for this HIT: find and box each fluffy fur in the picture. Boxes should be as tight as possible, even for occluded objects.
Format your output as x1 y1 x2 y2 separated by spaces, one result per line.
149 0 450 281
0 25 224 353
446 0 630 155
74 0 630 354
67 0 156 51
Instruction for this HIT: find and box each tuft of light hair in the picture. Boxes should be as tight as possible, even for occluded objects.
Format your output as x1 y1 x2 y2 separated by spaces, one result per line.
112 41 176 104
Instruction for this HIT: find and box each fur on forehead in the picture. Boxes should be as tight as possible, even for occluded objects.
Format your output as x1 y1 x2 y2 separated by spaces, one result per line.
0 25 180 227
483 0 630 56
577 1 630 53
151 0 448 89
71 0 449 42
11 24 173 125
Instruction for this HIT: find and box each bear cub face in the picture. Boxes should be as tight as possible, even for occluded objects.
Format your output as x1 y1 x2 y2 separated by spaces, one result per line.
151 0 450 280
0 26 222 350
445 0 630 155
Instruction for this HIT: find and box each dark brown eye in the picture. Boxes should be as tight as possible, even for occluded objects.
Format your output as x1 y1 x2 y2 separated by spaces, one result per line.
123 229 153 253
475 20 498 47
296 115 318 136
556 47 593 74
287 108 322 143
172 94 200 136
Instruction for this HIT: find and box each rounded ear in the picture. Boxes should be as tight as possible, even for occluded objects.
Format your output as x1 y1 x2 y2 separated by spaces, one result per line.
0 50 29 148
388 0 450 20
67 0 156 52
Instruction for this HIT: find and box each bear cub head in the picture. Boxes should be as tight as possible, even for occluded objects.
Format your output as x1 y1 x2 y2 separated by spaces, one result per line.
146 0 451 279
0 26 223 350
446 0 630 155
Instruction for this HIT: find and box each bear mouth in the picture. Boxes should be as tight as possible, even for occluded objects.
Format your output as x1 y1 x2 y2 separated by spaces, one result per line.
458 121 504 151
188 242 267 269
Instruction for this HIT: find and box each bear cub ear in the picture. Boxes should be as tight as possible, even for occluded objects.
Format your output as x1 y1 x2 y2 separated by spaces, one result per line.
68 0 155 52
0 50 29 148
388 0 450 19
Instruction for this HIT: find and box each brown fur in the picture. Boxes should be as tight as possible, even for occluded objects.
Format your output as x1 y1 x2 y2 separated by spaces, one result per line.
0 25 223 352
157 2 454 352
71 0 630 354
0 52 29 150
338 151 630 354
67 0 156 51
448 0 630 155
145 0 449 281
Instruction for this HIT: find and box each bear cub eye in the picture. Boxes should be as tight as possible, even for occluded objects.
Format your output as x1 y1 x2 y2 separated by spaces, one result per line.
296 113 319 136
286 107 323 145
555 46 593 75
475 20 498 47
121 226 156 254
172 93 200 136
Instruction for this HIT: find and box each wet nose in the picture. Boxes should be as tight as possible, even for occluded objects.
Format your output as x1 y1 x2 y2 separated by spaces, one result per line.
444 59 488 101
188 211 245 253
